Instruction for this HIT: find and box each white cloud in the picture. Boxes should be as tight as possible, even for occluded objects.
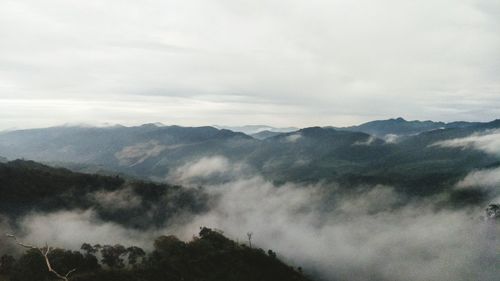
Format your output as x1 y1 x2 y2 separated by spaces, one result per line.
353 135 376 145
432 129 500 156
18 210 157 250
115 140 167 166
0 0 499 129
383 134 401 143
455 167 500 202
4 169 498 280
456 167 500 189
89 187 143 211
285 133 302 143
167 155 249 185
170 178 497 281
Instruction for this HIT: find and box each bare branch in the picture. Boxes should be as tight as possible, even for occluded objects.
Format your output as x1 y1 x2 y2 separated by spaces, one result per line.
5 234 77 281
247 232 253 248
65 268 77 278
6 234 38 250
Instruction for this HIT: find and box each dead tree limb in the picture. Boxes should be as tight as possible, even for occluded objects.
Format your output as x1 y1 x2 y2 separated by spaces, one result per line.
246 232 253 248
6 234 76 281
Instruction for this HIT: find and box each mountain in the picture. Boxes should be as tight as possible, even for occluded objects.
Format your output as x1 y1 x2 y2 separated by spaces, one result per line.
0 124 256 181
0 120 498 203
214 125 298 135
0 125 392 185
337 117 479 138
250 130 283 140
1 121 499 281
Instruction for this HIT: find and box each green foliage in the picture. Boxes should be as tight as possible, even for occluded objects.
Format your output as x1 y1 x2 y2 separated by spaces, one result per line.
139 227 309 281
125 246 145 267
10 249 48 281
0 255 15 275
100 245 127 269
48 249 100 275
0 160 208 228
5 229 311 281
0 121 499 206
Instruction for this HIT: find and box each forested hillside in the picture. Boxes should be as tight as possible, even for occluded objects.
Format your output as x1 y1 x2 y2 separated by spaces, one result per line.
0 161 313 281
1 228 310 281
0 160 208 228
0 118 498 281
0 119 499 203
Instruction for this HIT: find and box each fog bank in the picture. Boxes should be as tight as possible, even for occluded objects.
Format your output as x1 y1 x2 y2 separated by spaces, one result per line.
2 156 498 281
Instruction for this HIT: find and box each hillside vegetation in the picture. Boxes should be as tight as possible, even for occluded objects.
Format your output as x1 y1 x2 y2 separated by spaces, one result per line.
1 228 310 281
0 119 499 202
0 160 208 228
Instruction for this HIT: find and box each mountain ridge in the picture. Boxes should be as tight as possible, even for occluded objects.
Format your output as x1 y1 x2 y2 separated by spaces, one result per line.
0 118 498 203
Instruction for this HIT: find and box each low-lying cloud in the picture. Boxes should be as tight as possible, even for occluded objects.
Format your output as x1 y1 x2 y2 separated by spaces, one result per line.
457 167 500 189
383 134 402 143
285 133 302 143
115 140 167 166
167 156 251 186
171 177 497 281
456 167 500 203
17 210 157 250
88 187 143 211
3 156 498 281
432 129 500 156
353 135 376 146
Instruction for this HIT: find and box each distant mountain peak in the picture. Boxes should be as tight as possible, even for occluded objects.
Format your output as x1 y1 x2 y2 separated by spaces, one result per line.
140 122 165 128
337 117 479 138
214 125 299 135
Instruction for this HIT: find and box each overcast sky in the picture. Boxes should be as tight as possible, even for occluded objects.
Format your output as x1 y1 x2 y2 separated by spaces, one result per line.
0 0 499 129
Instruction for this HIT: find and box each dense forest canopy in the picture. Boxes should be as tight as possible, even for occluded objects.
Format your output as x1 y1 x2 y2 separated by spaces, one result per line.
1 227 310 281
0 160 208 228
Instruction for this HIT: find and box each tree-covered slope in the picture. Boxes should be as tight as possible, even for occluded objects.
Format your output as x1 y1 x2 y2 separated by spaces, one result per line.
0 160 208 228
1 228 312 281
0 119 498 202
336 117 480 137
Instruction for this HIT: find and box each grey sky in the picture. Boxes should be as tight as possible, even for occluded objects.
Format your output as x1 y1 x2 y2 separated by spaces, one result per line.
1 0 499 129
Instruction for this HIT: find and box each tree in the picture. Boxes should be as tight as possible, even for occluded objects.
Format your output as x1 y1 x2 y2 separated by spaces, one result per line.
9 249 48 281
0 254 15 274
154 235 185 255
126 246 145 267
485 203 499 220
80 243 97 255
267 250 276 259
247 232 253 248
100 244 127 269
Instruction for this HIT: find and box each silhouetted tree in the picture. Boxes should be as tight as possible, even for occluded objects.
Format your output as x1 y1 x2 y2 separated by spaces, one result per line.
80 243 97 255
267 250 277 259
9 249 48 281
0 254 15 274
247 232 253 248
100 245 127 269
126 246 145 267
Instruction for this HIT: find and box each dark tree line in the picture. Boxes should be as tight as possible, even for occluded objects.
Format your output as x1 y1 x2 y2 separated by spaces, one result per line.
1 228 311 281
0 160 209 229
